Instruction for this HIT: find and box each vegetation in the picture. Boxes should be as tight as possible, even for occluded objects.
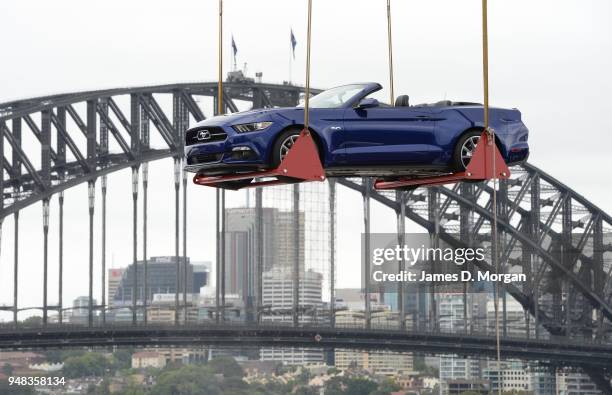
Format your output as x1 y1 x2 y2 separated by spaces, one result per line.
63 353 114 378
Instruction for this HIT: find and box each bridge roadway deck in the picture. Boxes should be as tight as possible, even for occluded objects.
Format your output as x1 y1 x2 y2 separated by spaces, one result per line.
0 323 610 369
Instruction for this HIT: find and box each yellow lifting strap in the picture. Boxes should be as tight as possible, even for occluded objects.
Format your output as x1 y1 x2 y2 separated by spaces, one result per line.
481 0 502 391
387 0 395 106
304 0 313 131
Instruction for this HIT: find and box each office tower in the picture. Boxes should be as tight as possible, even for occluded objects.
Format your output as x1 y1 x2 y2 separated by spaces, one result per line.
438 293 481 395
107 268 125 307
191 261 211 292
113 256 193 305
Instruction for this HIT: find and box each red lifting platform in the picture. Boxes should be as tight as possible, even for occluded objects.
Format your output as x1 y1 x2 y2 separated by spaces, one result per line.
374 129 510 190
193 129 326 190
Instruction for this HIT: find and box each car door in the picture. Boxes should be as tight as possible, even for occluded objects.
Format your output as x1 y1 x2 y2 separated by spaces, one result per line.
341 105 440 166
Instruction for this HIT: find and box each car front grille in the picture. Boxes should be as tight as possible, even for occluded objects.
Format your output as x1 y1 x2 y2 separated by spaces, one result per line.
186 153 223 165
185 127 227 146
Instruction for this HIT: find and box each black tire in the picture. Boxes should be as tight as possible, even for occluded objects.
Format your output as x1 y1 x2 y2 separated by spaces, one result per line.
271 127 308 168
451 130 482 172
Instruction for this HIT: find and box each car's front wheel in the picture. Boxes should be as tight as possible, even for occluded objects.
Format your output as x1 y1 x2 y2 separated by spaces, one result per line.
452 130 482 171
271 128 307 168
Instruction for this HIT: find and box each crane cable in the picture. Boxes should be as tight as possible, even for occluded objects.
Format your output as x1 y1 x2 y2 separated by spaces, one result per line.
304 0 313 132
387 0 395 106
384 0 503 386
218 0 223 116
481 0 503 392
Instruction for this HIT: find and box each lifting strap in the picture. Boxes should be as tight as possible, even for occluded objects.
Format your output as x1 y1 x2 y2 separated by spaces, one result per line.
304 0 313 130
387 0 395 105
481 0 503 390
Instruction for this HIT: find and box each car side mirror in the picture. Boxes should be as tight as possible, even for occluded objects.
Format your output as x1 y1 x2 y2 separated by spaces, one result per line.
355 98 379 109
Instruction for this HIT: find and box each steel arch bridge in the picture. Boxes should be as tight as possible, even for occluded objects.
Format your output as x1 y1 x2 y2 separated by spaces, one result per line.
1 82 611 391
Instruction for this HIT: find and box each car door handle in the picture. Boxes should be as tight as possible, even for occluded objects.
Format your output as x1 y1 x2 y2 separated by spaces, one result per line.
415 115 431 119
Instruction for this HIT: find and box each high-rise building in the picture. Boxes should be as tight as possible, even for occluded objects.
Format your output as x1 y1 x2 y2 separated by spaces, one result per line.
528 366 556 395
107 268 125 307
260 268 324 365
556 370 601 395
261 268 322 318
68 296 97 324
482 361 530 393
486 298 531 338
192 262 211 293
438 293 482 394
334 309 413 375
224 207 305 308
113 256 204 305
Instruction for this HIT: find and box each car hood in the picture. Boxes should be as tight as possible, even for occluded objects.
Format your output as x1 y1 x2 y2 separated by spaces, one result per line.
190 107 301 128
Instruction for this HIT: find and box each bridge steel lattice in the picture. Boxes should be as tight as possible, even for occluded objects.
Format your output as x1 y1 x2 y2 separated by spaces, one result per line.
0 82 611 392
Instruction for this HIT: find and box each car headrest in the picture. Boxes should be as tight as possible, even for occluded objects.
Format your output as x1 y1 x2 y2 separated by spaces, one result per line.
395 95 410 107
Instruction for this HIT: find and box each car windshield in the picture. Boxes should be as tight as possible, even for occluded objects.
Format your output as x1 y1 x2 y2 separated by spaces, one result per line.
299 84 367 109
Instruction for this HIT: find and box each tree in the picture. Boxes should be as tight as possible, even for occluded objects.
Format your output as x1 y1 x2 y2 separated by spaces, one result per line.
294 386 318 395
370 378 401 395
63 353 112 378
207 356 244 378
21 316 42 326
112 349 134 371
2 362 14 376
344 377 377 395
150 365 221 395
0 381 35 394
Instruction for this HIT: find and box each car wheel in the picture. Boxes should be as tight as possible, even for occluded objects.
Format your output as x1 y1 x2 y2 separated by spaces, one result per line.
452 130 482 171
271 128 305 167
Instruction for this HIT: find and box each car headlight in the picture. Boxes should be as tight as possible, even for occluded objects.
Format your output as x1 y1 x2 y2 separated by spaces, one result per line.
232 121 273 133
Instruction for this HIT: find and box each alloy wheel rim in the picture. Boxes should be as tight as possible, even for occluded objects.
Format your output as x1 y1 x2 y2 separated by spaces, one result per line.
280 134 300 161
460 135 480 169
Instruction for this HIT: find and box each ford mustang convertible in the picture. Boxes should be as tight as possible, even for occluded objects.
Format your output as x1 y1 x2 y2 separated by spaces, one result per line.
184 82 529 182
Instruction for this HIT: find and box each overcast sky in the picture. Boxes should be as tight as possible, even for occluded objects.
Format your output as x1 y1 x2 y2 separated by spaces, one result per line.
1 0 611 317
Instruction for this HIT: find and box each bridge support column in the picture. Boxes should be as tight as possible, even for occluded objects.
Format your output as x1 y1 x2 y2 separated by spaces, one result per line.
141 96 150 324
42 199 50 326
293 184 300 328
132 167 139 325
460 183 474 334
183 167 188 324
255 188 263 324
88 181 95 327
216 189 221 324
142 165 148 325
58 192 64 324
329 180 336 328
101 176 107 325
428 189 439 332
530 173 541 339
593 215 605 341
14 211 19 325
396 190 406 331
174 158 180 325
362 178 371 330
498 179 509 338
220 190 226 322
562 194 573 338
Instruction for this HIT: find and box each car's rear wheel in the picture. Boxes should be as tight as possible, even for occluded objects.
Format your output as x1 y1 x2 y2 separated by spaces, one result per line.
452 130 482 171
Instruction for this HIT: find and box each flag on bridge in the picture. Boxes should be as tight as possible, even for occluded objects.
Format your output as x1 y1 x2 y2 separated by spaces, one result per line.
290 29 297 59
232 35 238 57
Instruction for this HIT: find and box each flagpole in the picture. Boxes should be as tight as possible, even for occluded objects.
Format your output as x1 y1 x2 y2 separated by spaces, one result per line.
289 30 292 84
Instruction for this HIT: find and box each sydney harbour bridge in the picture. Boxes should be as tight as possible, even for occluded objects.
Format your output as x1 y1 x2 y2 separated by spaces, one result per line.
0 81 611 392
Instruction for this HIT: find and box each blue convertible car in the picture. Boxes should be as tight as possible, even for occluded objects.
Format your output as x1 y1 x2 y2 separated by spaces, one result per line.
184 82 528 180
